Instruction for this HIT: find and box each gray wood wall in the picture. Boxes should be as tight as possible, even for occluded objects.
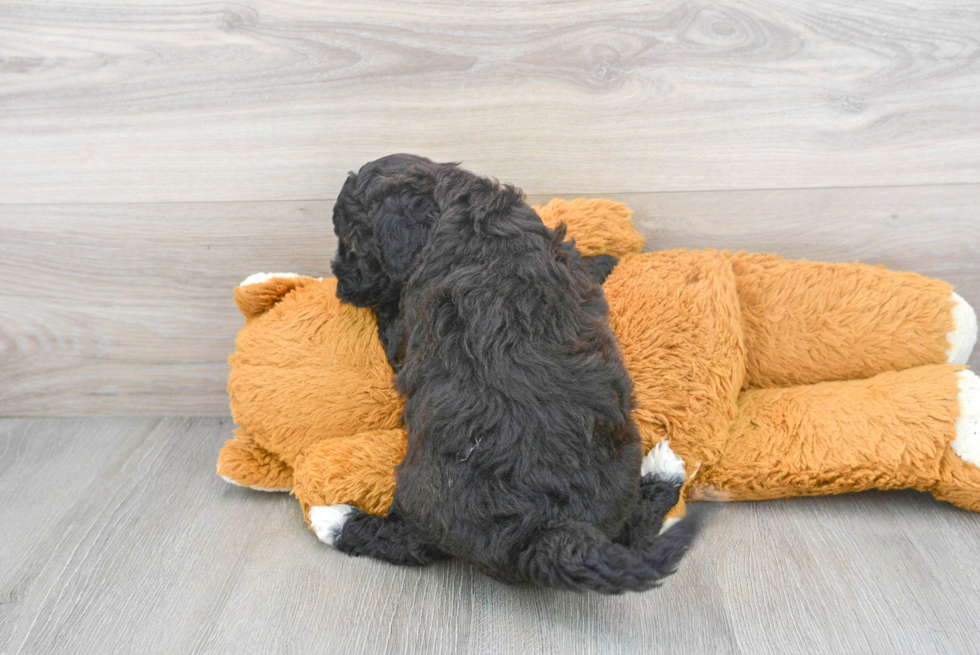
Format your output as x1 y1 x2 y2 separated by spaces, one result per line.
2 1 978 415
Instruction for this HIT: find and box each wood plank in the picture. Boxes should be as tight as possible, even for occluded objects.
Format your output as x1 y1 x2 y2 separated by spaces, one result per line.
2 184 978 415
0 201 336 415
0 417 301 654
3 417 980 653
1 0 979 203
0 417 160 630
706 492 980 654
628 184 980 301
0 417 738 655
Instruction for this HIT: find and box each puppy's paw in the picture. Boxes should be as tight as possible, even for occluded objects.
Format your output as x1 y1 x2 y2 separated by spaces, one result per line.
947 292 978 365
953 370 980 469
642 440 686 486
309 504 354 547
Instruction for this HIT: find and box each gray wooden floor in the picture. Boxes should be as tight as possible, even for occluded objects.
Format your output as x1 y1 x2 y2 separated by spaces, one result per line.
2 417 979 655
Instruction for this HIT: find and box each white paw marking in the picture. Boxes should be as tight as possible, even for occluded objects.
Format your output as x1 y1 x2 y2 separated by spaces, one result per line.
659 517 681 535
239 271 300 287
642 440 686 484
218 475 290 493
953 370 980 469
309 504 354 547
947 292 978 364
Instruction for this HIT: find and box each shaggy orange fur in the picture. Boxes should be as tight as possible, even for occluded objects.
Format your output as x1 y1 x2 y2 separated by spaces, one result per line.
217 198 978 522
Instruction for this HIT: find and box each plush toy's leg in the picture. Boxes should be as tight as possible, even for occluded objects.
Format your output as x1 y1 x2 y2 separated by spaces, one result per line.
728 252 977 388
309 502 443 566
689 364 980 512
216 428 293 491
292 429 407 520
617 442 688 547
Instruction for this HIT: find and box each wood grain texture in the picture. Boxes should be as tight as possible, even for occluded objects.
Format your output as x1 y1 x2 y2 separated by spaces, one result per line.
0 201 336 415
2 417 979 654
2 185 978 415
1 0 979 203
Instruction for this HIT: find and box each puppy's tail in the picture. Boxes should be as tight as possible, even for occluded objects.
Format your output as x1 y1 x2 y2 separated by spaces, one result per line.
516 512 699 595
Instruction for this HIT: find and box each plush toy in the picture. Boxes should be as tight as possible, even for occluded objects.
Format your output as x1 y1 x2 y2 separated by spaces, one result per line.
218 199 980 532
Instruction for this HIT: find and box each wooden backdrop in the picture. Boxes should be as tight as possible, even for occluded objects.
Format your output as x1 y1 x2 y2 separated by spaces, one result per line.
1 0 978 415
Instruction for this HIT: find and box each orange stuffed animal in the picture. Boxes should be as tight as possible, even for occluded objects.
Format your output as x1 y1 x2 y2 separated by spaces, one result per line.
217 199 980 532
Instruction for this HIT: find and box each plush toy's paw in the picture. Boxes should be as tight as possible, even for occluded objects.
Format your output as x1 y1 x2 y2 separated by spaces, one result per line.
216 436 294 491
309 504 354 547
947 292 978 364
219 476 291 493
641 440 687 486
953 370 980 469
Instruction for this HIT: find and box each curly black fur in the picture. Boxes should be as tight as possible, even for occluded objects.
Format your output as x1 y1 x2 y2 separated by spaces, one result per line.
329 154 697 593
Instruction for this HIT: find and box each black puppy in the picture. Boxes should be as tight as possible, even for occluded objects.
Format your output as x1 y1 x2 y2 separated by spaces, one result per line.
313 154 697 593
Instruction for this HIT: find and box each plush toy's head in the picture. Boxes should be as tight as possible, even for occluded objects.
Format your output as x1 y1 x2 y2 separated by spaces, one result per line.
227 276 403 467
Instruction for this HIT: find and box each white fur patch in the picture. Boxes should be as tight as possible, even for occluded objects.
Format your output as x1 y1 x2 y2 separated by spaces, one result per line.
952 370 980 469
947 292 978 364
659 517 681 535
218 475 290 493
239 271 299 287
642 440 687 484
309 504 354 547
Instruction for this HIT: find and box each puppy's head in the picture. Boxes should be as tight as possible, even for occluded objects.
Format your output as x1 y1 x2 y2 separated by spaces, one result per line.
331 154 448 308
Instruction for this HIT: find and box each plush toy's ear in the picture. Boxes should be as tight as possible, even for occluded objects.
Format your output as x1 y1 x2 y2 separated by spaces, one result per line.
533 198 644 258
234 272 319 321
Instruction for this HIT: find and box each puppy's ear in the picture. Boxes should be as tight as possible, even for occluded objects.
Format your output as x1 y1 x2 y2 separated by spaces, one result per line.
372 185 440 285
